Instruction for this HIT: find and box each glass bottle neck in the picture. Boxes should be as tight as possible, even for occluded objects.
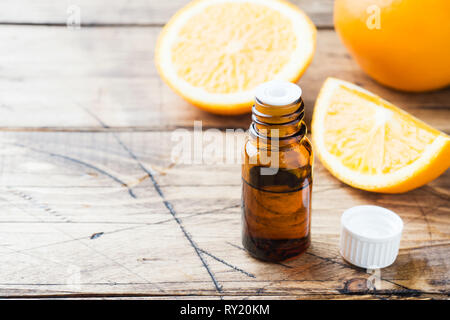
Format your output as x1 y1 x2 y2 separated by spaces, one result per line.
250 97 306 141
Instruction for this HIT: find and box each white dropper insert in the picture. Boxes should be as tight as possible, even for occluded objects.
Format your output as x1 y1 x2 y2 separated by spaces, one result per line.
340 205 403 269
255 80 302 106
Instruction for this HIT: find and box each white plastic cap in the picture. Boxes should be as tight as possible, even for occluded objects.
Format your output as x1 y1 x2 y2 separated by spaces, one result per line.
255 80 302 106
340 205 403 269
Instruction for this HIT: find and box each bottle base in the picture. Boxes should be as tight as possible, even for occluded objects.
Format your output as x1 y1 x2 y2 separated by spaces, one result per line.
242 233 310 262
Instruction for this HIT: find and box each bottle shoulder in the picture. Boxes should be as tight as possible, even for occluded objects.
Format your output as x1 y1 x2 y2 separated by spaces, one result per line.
243 134 313 169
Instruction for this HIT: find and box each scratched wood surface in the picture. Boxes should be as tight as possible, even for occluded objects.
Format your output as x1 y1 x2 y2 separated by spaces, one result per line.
0 0 449 299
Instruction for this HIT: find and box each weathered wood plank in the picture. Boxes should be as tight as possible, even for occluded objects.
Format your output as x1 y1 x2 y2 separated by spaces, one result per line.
0 131 448 298
0 0 334 28
12 294 445 300
0 26 448 132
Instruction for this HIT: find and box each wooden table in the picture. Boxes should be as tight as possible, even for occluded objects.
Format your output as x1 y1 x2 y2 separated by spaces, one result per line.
0 0 448 300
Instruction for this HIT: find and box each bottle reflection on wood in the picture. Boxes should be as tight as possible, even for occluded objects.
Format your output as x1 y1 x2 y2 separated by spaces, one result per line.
242 81 313 262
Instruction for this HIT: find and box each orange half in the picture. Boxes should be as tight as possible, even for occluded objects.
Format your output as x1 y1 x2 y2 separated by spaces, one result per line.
155 0 316 115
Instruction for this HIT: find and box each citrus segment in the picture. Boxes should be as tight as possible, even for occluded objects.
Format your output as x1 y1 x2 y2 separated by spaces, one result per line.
312 78 450 193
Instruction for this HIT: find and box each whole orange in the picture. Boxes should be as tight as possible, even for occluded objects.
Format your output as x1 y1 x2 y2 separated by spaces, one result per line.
334 0 450 92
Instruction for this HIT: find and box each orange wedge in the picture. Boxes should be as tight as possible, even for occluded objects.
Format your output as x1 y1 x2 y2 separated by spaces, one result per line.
155 0 316 115
312 78 450 193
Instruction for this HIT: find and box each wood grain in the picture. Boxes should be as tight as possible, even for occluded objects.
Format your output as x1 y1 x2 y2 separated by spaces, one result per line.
0 26 448 132
0 0 449 300
0 0 334 27
0 131 448 298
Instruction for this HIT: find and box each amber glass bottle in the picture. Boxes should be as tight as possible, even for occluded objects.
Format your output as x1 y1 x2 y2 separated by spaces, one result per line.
242 80 313 262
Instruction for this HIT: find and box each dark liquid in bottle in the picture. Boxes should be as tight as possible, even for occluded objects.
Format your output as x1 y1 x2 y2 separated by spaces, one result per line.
242 165 312 262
